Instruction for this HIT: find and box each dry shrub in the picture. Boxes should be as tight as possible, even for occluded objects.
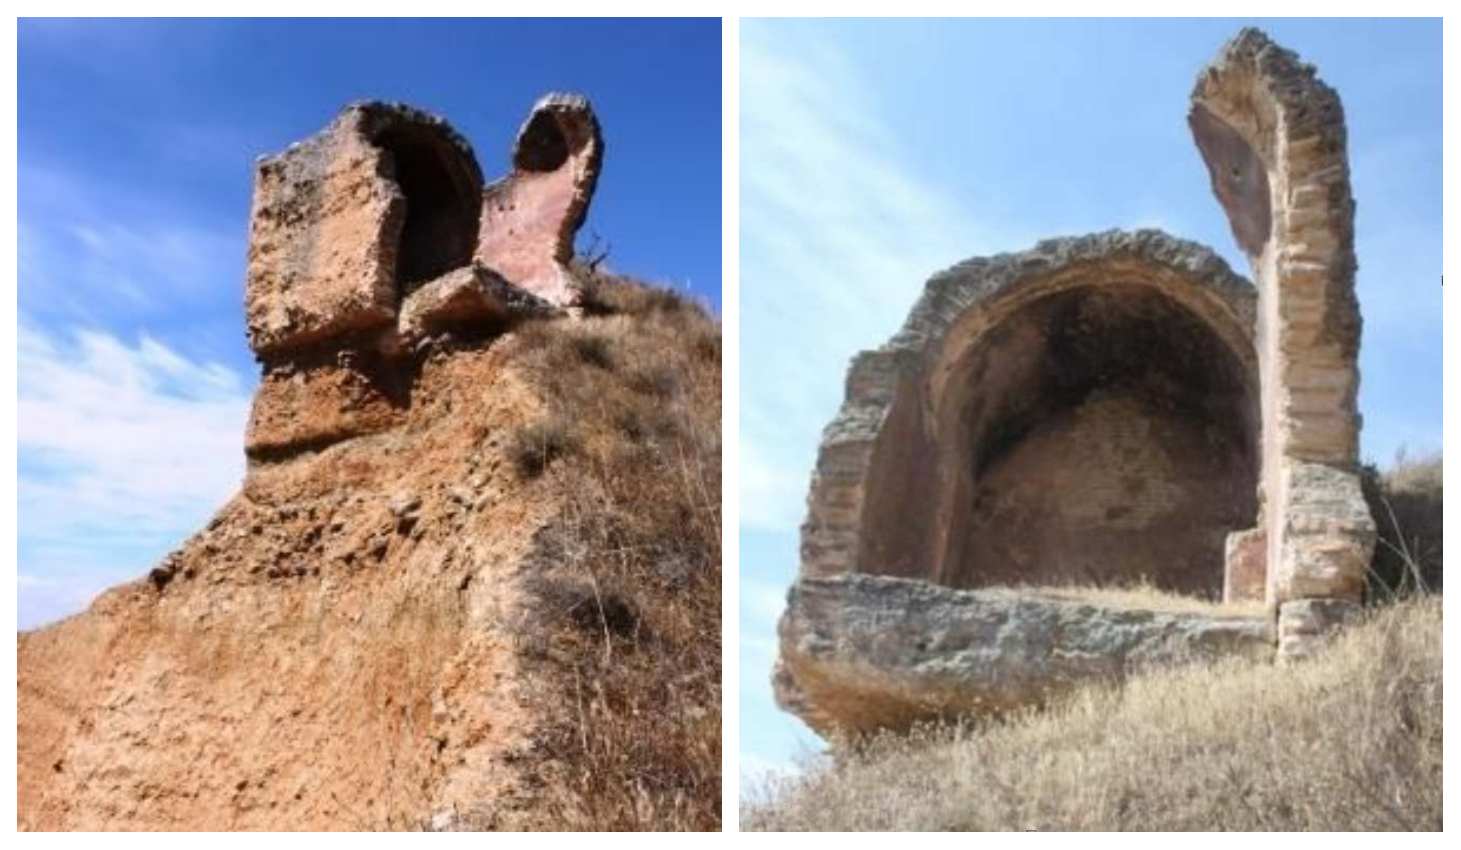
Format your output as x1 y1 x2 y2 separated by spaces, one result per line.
576 264 705 319
498 270 721 830
569 333 615 370
744 595 1441 831
1361 449 1442 598
508 417 580 479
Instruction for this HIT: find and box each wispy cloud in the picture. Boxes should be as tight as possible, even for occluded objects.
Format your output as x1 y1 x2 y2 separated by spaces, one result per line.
737 27 1023 792
19 163 245 334
17 320 253 628
738 31 1020 533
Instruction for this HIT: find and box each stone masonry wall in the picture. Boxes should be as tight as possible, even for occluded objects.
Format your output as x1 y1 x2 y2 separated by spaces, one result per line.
1190 28 1376 658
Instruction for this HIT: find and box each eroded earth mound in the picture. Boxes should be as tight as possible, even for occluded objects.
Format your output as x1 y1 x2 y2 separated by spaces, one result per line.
18 95 721 831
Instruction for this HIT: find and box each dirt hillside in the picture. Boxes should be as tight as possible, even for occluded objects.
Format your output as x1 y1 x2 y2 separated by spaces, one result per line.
18 274 721 831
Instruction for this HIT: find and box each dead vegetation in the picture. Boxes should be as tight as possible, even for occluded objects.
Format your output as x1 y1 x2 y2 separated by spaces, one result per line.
1006 580 1266 618
493 268 721 830
748 453 1443 831
1361 449 1442 599
744 593 1441 831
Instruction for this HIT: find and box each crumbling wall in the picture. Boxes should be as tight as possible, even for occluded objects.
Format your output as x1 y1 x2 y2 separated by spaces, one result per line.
1189 28 1375 658
244 103 484 356
777 30 1384 737
241 95 600 461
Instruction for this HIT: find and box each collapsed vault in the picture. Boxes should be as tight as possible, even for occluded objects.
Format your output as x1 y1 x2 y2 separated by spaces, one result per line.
242 94 603 461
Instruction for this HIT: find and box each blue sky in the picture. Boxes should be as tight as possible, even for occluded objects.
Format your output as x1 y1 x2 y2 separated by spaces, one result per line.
17 18 721 629
739 18 1442 793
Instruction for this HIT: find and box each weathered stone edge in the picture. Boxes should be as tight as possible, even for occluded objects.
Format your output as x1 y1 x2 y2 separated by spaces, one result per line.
775 572 1275 737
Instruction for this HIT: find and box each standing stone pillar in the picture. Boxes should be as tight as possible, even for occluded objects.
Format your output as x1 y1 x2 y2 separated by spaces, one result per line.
1189 28 1375 658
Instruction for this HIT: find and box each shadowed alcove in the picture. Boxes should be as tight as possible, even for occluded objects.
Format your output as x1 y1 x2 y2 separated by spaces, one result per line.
847 236 1261 598
363 110 484 293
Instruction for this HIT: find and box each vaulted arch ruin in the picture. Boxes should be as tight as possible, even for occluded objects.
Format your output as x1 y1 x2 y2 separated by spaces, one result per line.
777 29 1377 739
839 234 1260 598
361 108 484 292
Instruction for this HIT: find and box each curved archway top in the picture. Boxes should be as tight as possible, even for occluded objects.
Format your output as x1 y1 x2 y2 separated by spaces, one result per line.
1188 28 1351 263
864 229 1257 427
347 100 487 192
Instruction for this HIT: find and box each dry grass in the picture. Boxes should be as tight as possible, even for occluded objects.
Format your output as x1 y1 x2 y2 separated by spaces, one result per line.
744 594 1441 831
496 270 721 831
1004 580 1265 618
1362 449 1442 598
507 417 581 479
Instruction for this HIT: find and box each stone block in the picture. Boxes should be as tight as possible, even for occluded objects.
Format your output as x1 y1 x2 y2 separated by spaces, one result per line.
1277 597 1364 661
1224 527 1267 603
244 351 406 459
244 102 484 357
775 573 1274 738
396 264 555 342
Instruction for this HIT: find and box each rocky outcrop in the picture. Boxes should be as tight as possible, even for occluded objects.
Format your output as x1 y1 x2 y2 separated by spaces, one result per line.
20 341 554 830
775 574 1273 738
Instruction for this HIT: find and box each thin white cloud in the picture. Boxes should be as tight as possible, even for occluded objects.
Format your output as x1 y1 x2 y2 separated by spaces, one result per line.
738 32 1021 533
19 162 243 325
18 320 252 627
739 437 807 534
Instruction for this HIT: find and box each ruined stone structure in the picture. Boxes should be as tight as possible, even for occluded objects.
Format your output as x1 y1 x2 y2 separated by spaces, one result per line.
775 29 1376 739
1189 29 1375 655
244 94 601 458
21 93 720 830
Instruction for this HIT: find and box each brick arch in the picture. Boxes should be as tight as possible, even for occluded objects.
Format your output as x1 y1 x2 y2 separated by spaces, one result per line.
358 105 485 294
1188 28 1373 621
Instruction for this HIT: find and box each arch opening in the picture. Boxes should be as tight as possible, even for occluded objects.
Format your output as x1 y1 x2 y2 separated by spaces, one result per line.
374 123 482 291
942 284 1257 595
513 111 570 172
857 277 1259 599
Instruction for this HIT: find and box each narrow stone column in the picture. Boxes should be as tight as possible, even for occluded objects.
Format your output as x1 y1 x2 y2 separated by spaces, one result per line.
1189 28 1375 658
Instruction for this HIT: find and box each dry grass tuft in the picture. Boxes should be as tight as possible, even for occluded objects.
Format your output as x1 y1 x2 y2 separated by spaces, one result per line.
744 594 1441 831
508 417 580 479
498 270 721 831
1003 579 1265 618
1361 449 1442 598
